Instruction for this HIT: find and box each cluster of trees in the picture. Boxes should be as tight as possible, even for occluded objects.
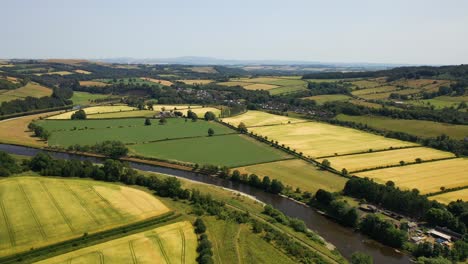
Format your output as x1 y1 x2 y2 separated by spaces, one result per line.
314 189 359 227
306 81 352 95
344 177 467 234
0 95 72 116
263 205 307 232
194 218 214 264
230 170 285 194
28 122 51 140
66 140 128 159
412 239 468 263
187 110 198 121
422 82 467 99
0 151 21 176
359 214 408 248
0 78 27 90
71 109 86 120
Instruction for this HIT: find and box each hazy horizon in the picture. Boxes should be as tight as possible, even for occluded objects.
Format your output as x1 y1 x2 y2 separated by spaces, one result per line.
2 0 468 65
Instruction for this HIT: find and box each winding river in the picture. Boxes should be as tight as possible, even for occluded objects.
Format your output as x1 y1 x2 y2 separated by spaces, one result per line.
0 143 411 263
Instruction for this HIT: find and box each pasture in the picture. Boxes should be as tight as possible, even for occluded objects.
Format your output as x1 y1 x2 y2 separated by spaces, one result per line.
429 189 468 204
223 110 304 127
409 96 468 110
0 177 169 257
318 147 455 172
36 221 196 264
0 82 52 103
42 118 234 147
129 134 291 167
336 114 468 140
356 158 468 194
71 91 116 106
235 159 347 193
248 120 417 157
35 71 74 76
304 94 352 105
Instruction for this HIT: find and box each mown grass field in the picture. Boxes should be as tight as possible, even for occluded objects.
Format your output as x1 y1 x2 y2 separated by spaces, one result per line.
304 94 352 105
42 118 234 147
0 177 169 257
429 189 468 204
223 110 304 127
0 82 52 103
36 221 196 264
318 147 455 172
235 159 347 193
336 114 468 140
356 158 468 194
71 91 116 106
130 134 291 167
248 120 417 157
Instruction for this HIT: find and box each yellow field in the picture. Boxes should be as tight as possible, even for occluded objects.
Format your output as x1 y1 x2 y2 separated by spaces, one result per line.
247 120 417 157
140 77 173 86
235 159 347 193
0 110 63 147
429 189 468 204
223 111 304 127
36 221 196 264
187 66 217 73
87 110 156 119
47 105 137 119
318 147 455 172
357 158 468 194
153 104 203 111
186 107 221 117
0 177 169 257
217 81 254 87
35 71 74 76
0 82 52 103
79 81 109 87
177 79 214 85
74 69 92 74
44 59 88 65
244 83 280 90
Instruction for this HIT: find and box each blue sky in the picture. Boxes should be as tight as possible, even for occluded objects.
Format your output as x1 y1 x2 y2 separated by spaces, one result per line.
2 0 467 64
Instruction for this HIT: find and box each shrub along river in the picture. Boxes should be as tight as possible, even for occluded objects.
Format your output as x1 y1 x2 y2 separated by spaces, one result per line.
0 143 411 263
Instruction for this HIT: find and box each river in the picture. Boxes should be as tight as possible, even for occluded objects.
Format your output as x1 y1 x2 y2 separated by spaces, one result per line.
0 143 411 263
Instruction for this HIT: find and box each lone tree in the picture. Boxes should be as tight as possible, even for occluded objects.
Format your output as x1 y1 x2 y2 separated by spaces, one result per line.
71 109 86 120
144 118 151 126
204 111 216 121
238 122 248 133
159 117 167 125
321 159 331 168
342 168 348 175
208 128 214 136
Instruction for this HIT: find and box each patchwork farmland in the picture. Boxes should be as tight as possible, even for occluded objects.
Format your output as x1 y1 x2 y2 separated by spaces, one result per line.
0 177 169 257
219 76 309 95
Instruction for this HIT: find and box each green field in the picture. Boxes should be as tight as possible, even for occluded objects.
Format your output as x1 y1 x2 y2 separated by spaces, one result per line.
70 91 116 106
41 118 234 147
0 177 169 257
304 94 352 105
0 82 52 103
227 77 309 95
36 221 196 264
409 95 468 110
336 114 468 140
318 147 455 172
129 134 291 167
235 159 347 193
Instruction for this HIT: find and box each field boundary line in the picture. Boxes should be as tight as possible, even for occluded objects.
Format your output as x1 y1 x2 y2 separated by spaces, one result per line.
125 132 239 146
245 120 313 128
233 157 297 168
40 181 76 233
87 185 127 220
150 234 171 264
129 240 139 264
234 226 243 264
316 145 422 159
17 182 47 240
0 197 16 247
350 156 459 173
62 181 101 225
426 185 468 197
179 227 186 264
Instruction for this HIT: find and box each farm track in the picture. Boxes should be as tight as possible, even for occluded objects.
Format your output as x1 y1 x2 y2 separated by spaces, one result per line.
17 182 47 240
234 227 243 264
96 250 105 264
62 182 101 225
40 181 76 233
350 156 458 173
316 145 421 159
151 234 171 264
87 185 126 220
179 227 186 264
129 240 139 264
0 198 15 247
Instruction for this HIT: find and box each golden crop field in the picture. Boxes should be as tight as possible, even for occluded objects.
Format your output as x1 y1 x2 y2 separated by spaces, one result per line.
217 81 253 87
248 120 417 157
303 94 352 105
36 221 196 264
429 189 468 204
0 82 52 103
47 105 137 119
223 110 304 127
235 159 347 193
0 110 62 147
35 71 74 76
186 107 221 117
140 77 173 86
188 66 217 73
318 147 455 172
351 85 398 96
244 83 280 90
74 69 92 74
0 177 169 257
357 158 468 194
79 80 109 87
177 79 214 85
